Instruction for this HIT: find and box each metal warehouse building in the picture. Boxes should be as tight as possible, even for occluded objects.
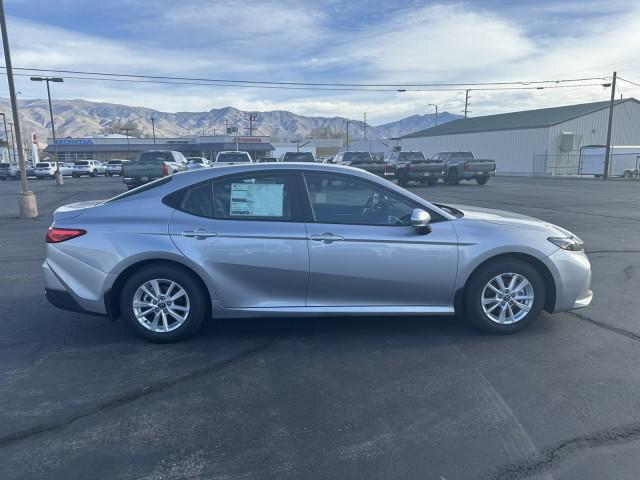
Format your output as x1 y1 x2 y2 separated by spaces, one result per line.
398 98 640 175
43 135 275 162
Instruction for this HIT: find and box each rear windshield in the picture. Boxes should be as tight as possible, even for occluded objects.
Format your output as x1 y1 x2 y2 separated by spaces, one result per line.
74 161 89 166
216 153 250 162
36 163 50 167
0 163 10 168
139 152 172 162
188 158 205 164
343 152 377 164
450 152 474 159
399 152 427 162
107 160 122 165
103 176 173 203
282 152 315 162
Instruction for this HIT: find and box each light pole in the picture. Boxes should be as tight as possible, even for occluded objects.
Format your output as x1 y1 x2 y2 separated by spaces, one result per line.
122 127 132 159
151 117 156 144
346 120 352 151
7 121 15 163
429 103 438 126
0 112 9 161
0 0 37 216
30 76 64 185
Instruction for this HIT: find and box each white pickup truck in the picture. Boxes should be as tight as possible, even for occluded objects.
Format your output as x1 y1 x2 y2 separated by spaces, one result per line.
213 151 253 167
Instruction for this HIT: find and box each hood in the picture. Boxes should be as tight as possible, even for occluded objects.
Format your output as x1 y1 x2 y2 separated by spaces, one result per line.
53 200 104 222
450 204 574 237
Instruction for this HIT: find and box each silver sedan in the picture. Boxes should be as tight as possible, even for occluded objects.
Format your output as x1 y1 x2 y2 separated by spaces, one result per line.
42 163 592 342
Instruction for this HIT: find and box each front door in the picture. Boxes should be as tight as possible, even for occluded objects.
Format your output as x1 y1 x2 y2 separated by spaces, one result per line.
168 172 309 308
303 172 458 307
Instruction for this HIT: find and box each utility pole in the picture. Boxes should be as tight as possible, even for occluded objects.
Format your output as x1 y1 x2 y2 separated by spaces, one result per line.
0 112 8 161
346 120 351 151
363 112 367 141
244 112 257 136
603 71 617 180
7 121 15 162
122 127 132 159
0 0 37 217
429 103 438 125
464 90 470 118
30 76 64 185
151 117 156 144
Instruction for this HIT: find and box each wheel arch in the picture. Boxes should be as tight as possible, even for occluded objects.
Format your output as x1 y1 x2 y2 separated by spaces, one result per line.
105 258 213 320
455 252 557 314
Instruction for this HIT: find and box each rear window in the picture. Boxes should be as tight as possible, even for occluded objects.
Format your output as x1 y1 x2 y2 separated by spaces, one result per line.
0 163 10 168
399 152 427 162
343 152 377 164
216 153 250 162
139 151 172 162
107 160 122 165
74 161 89 166
104 176 173 203
450 152 474 159
36 163 50 168
282 152 315 162
188 158 205 164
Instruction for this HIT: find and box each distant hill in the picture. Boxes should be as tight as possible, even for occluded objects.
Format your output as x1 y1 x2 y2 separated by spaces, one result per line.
0 98 460 145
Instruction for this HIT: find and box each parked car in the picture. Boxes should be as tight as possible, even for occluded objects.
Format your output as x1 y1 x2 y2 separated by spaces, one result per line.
0 162 17 180
433 151 496 185
280 151 316 162
256 157 278 163
72 160 107 178
186 157 211 170
333 151 394 178
105 159 129 176
34 162 74 178
43 163 592 343
213 151 253 167
122 150 188 190
388 151 445 187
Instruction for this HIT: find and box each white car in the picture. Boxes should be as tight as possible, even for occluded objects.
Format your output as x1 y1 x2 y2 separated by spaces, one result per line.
186 157 212 170
106 159 129 176
34 162 74 178
72 160 107 177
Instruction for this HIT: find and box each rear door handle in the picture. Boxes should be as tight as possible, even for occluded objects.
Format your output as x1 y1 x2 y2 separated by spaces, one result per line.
182 229 218 240
308 233 344 243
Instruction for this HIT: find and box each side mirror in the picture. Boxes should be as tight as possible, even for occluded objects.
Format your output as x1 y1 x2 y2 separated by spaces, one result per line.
411 208 432 234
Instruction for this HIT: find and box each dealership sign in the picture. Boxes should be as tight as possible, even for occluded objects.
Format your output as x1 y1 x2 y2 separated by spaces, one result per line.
55 139 95 145
234 137 262 143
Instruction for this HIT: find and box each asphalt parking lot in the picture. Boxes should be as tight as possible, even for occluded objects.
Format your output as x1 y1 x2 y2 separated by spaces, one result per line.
1 174 639 480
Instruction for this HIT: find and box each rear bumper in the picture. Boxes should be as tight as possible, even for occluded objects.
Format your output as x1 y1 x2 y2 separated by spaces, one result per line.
461 171 496 179
408 172 445 180
45 288 101 315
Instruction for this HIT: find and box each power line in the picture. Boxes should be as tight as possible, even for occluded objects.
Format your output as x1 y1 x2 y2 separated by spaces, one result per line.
0 66 610 88
618 76 640 88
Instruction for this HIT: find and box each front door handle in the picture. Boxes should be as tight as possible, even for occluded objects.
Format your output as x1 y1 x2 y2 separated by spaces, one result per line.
308 233 345 243
182 229 218 240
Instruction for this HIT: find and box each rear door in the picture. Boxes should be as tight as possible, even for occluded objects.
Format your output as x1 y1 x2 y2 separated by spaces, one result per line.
168 171 309 308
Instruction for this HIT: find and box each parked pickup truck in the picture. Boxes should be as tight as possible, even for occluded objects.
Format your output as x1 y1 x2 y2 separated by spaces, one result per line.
213 151 253 167
280 151 316 162
433 151 496 185
388 151 444 187
122 150 188 190
334 151 394 179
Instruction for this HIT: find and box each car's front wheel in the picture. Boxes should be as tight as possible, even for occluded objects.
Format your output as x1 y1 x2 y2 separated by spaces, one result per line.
120 265 207 342
426 177 438 186
476 176 489 185
464 258 545 334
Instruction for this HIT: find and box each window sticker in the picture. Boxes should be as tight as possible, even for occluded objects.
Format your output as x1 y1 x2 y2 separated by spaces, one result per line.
230 182 284 216
313 192 327 204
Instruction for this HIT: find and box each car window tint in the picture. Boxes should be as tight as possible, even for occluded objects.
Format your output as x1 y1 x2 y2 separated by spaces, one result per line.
213 174 293 221
179 181 214 218
304 172 415 226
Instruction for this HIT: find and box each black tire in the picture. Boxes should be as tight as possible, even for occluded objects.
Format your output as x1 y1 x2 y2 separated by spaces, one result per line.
107 172 112 177
398 170 409 187
120 264 208 343
0 177 5 181
463 258 545 334
476 176 489 185
90 169 97 177
426 177 438 186
446 169 460 185
72 173 79 178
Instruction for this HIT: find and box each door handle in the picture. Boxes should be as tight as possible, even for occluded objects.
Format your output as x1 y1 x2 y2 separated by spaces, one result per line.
308 233 344 243
182 229 218 239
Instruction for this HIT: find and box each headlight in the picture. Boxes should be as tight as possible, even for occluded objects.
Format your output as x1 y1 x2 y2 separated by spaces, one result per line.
548 236 584 251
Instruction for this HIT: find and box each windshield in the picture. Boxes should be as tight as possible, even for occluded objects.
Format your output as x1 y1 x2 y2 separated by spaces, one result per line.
399 152 427 162
107 160 122 165
139 152 172 162
0 163 11 168
450 152 474 159
343 152 377 164
216 153 250 162
74 161 89 166
188 158 204 164
36 163 50 167
282 152 315 162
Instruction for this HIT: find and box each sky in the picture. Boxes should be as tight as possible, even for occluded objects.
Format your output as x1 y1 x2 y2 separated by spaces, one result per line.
1 0 640 124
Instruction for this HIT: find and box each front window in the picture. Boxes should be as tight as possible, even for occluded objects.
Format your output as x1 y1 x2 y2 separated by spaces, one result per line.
342 152 377 164
74 161 89 166
216 153 250 163
304 172 416 226
36 163 50 168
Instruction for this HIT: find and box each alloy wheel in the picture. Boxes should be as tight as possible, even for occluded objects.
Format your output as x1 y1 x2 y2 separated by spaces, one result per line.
481 272 534 324
132 278 190 333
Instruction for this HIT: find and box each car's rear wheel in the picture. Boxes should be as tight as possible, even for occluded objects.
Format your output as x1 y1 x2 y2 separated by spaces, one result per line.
0 176 5 181
447 169 460 185
90 169 97 177
426 177 438 186
120 265 207 342
476 176 489 185
464 258 545 334
398 170 409 187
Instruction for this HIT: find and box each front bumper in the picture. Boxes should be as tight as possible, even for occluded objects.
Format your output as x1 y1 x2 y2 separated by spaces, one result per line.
548 248 593 311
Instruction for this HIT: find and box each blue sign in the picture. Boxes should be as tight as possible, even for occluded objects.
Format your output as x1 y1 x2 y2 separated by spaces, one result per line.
55 139 95 145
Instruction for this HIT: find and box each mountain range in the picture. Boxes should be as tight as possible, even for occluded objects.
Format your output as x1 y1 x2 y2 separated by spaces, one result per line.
0 98 460 146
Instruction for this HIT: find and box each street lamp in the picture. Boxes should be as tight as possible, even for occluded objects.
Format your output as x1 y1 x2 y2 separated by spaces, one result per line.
0 112 10 161
30 76 64 185
7 121 15 163
151 117 156 144
429 103 438 126
346 120 352 151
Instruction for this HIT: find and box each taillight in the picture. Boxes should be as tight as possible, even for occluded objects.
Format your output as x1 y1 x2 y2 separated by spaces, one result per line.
162 163 169 176
46 227 86 243
463 161 469 171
